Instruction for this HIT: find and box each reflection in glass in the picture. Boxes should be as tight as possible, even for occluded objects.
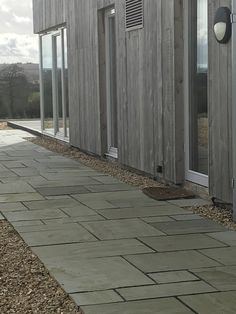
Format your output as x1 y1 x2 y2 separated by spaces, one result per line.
63 29 69 137
55 34 63 134
41 29 69 139
42 34 53 135
189 0 208 175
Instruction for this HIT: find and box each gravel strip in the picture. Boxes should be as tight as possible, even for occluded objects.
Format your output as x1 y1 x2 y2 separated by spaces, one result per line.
0 220 83 314
28 136 162 190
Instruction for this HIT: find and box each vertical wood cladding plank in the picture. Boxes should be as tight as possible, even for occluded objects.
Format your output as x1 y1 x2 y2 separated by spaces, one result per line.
161 0 184 184
209 0 232 202
33 0 66 33
162 0 175 182
154 0 164 180
67 0 102 155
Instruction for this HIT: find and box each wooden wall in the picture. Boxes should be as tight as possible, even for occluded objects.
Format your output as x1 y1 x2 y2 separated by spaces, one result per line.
116 0 184 182
208 0 232 202
32 0 66 32
32 0 234 202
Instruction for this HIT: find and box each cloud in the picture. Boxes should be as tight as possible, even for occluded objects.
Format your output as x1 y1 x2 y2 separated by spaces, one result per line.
0 0 38 63
13 13 31 24
0 33 38 64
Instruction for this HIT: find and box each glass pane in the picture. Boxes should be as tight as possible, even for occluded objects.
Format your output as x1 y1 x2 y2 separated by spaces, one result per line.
56 34 63 134
108 15 118 149
189 0 208 175
42 34 53 135
63 29 69 137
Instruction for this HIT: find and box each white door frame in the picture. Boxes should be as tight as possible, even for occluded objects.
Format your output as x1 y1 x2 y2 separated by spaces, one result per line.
105 7 118 158
183 0 209 187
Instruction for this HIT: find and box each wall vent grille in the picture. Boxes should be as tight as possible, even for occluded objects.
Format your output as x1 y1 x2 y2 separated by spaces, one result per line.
125 0 144 31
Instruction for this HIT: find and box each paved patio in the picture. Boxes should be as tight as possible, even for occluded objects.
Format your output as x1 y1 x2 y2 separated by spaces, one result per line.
1 129 236 313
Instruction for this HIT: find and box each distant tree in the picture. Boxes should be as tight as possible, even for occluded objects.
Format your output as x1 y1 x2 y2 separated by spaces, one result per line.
0 64 29 118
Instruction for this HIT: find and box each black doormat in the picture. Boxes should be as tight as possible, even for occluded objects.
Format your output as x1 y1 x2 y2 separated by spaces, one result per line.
142 186 196 201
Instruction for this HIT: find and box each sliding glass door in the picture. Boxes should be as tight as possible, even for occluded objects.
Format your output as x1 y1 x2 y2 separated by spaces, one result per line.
40 28 69 139
185 0 209 186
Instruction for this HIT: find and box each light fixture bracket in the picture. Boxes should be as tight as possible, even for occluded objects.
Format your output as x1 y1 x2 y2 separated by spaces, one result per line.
214 7 232 44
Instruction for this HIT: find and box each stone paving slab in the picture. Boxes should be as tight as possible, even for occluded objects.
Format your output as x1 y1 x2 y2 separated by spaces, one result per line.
170 214 203 221
0 202 28 212
60 206 97 217
70 290 123 306
141 216 175 223
11 167 40 177
0 182 35 194
23 198 79 210
19 223 97 246
74 190 147 201
81 219 164 240
4 209 68 222
149 270 199 284
179 292 236 314
1 176 48 185
0 192 44 203
200 247 236 265
168 198 211 207
125 250 221 273
11 220 44 227
138 234 227 252
76 200 117 210
36 185 90 196
117 281 216 301
43 256 154 293
208 231 236 246
81 298 194 314
40 170 105 180
33 177 102 188
61 205 98 217
0 170 18 178
1 161 26 168
42 215 105 224
33 239 153 260
192 266 236 291
151 219 226 235
85 184 137 193
91 176 122 184
97 205 188 220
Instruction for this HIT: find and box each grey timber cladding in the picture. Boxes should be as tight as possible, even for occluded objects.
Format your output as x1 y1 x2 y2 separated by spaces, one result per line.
208 0 232 203
32 0 185 181
32 0 66 33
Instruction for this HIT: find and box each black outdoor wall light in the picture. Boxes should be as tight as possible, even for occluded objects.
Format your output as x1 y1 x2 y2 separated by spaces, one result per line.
214 7 232 44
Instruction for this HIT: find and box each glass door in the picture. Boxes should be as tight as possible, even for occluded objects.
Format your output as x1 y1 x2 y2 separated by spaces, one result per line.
184 0 209 186
105 8 118 158
52 32 63 136
40 28 69 139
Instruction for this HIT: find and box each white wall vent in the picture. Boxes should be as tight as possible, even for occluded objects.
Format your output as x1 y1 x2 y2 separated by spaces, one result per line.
125 0 144 31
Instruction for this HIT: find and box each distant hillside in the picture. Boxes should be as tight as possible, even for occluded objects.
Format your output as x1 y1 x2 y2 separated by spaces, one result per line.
0 63 39 82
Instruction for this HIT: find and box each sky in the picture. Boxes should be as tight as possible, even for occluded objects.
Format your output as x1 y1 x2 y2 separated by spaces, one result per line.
0 0 38 64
